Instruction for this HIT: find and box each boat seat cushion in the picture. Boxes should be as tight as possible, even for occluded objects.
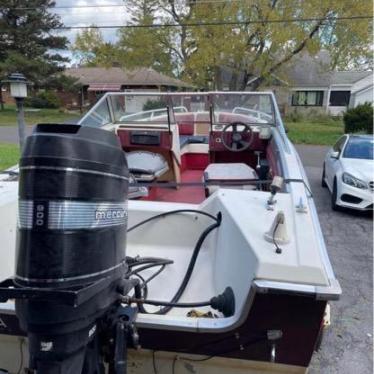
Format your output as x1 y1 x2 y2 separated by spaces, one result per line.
128 174 149 199
126 151 169 182
178 123 194 135
179 135 208 148
203 163 258 195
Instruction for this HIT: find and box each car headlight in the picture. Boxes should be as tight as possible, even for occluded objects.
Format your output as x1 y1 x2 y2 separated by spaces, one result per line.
342 173 368 189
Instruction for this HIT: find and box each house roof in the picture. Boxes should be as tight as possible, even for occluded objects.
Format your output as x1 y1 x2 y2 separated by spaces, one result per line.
285 51 372 88
331 71 372 85
65 67 192 88
285 51 332 87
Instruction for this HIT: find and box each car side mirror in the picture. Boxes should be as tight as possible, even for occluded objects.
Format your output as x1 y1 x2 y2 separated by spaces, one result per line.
330 151 339 159
284 126 289 133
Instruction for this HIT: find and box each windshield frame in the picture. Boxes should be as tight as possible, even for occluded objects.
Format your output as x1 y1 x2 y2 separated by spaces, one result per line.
78 91 278 129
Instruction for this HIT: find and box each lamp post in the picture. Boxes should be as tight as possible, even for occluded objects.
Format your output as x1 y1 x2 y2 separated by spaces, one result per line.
2 73 30 149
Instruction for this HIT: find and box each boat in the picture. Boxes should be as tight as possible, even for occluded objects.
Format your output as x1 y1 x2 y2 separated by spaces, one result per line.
0 92 341 374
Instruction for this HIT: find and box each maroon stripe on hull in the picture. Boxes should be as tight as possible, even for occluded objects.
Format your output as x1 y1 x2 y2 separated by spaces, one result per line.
0 292 327 368
137 292 327 367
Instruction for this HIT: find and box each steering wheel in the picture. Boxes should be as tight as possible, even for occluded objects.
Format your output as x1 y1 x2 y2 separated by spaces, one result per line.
220 122 253 152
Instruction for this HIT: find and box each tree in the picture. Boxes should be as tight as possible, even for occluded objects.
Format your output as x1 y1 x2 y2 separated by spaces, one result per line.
71 0 372 90
72 3 177 74
72 27 119 67
0 0 69 108
157 0 373 90
116 0 176 75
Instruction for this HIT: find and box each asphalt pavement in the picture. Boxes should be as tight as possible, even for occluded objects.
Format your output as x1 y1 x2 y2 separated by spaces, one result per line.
0 128 372 373
295 145 373 374
0 125 34 144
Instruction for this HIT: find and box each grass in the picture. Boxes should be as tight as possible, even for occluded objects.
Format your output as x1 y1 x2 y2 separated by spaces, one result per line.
0 104 81 126
0 143 20 170
285 119 344 146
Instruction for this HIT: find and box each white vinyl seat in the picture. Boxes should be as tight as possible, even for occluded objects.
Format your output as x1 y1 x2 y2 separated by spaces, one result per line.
128 174 149 199
203 163 258 196
126 151 169 182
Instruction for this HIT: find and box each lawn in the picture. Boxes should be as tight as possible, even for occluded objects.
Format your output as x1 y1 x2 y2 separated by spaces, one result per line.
285 119 344 146
0 104 81 126
0 143 20 170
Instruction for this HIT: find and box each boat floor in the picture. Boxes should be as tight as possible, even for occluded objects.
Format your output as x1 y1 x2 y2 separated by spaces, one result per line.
128 243 216 317
142 169 205 204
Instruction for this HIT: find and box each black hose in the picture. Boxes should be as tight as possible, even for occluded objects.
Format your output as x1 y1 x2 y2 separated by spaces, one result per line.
142 265 167 286
128 210 222 315
131 272 148 300
130 285 235 317
128 260 173 276
127 209 218 233
131 298 211 308
154 212 221 315
127 256 174 267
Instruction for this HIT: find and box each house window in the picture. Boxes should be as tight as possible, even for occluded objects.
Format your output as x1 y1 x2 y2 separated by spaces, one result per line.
329 91 351 106
291 91 324 106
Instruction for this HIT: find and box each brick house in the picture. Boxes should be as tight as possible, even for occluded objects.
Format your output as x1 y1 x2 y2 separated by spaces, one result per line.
1 67 192 108
61 67 192 109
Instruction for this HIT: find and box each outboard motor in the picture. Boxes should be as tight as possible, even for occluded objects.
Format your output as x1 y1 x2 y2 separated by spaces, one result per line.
0 124 137 373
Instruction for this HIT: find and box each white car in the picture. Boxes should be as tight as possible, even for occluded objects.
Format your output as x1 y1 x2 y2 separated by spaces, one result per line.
322 134 374 211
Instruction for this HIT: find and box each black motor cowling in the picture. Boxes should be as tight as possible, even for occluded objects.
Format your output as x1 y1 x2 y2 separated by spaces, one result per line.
14 124 131 373
16 123 129 287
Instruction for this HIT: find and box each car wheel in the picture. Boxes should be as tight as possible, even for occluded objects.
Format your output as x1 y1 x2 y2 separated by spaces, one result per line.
321 164 327 188
331 179 339 211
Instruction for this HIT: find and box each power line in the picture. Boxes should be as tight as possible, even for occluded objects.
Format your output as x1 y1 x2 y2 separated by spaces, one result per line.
52 15 372 29
5 0 367 11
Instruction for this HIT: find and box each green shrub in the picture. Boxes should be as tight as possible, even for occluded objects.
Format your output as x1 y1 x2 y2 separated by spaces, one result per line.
343 102 373 134
25 91 62 109
285 110 303 122
285 109 335 124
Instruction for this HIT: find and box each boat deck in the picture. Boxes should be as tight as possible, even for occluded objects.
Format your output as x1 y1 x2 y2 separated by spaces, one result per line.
142 169 206 204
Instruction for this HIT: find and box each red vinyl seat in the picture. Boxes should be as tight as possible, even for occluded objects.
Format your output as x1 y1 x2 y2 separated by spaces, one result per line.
178 123 194 135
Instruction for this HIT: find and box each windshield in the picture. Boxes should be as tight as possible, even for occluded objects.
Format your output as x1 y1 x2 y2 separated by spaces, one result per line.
111 94 174 123
212 93 274 124
79 92 275 128
343 137 374 160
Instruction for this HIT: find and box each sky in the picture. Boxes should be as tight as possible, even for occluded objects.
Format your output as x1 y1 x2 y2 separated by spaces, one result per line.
53 0 130 63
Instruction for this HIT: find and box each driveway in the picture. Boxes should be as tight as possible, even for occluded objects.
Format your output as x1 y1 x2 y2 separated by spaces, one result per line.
0 126 34 144
0 119 79 144
295 145 373 374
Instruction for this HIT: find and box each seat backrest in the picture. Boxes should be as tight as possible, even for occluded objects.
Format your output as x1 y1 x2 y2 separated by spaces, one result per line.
175 113 195 135
178 123 194 135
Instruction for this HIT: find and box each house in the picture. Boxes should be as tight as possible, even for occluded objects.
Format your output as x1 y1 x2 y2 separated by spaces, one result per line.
244 51 373 116
0 67 192 109
276 52 372 116
61 67 192 109
350 73 373 108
